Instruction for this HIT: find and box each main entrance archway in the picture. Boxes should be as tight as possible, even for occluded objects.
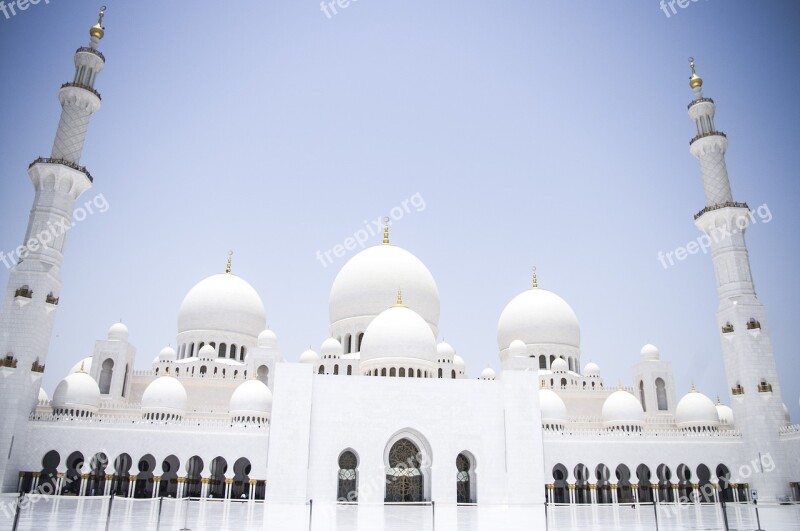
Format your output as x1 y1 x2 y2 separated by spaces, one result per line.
385 438 423 503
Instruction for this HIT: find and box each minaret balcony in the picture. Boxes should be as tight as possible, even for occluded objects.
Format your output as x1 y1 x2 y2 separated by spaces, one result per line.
29 157 94 184
731 385 744 396
688 97 714 110
31 361 45 373
689 130 726 146
1 356 18 369
694 201 749 220
60 82 102 101
757 382 773 393
75 46 105 62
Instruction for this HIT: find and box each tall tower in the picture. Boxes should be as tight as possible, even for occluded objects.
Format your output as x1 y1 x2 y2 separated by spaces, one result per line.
687 59 790 500
0 8 107 492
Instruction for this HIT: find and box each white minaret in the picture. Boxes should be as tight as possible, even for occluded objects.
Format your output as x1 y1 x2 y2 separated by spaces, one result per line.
688 58 791 501
0 8 107 492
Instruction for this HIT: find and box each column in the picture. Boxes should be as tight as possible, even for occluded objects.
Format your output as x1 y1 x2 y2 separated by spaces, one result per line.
672 485 680 503
200 478 209 498
732 483 739 502
632 484 639 504
611 484 618 504
248 479 255 500
31 472 40 492
652 484 659 503
546 484 553 503
128 475 136 498
225 478 233 499
177 477 185 498
79 474 89 496
568 484 575 504
711 483 719 503
56 474 64 495
103 475 112 496
692 483 700 504
153 476 161 498
589 484 597 504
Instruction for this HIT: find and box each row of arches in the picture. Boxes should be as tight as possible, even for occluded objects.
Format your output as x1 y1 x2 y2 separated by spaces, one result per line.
536 355 580 373
363 367 434 378
549 462 741 505
339 333 364 355
317 363 354 375
334 438 477 504
178 342 248 361
19 451 265 500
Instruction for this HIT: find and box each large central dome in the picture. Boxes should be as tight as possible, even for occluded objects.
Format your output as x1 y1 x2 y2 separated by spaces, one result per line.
329 244 440 334
178 273 266 337
497 287 580 351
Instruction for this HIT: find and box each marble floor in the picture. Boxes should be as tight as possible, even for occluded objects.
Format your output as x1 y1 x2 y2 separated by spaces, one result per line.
2 495 799 530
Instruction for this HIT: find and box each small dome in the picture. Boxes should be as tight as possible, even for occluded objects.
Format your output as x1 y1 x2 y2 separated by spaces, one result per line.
551 358 568 373
602 389 645 429
453 354 466 370
257 329 278 349
584 362 600 377
198 345 216 360
640 343 660 361
480 367 496 380
141 373 188 419
52 371 101 414
508 339 527 358
108 322 129 341
178 273 266 338
675 387 720 431
329 244 440 334
437 341 456 361
69 357 93 374
158 346 177 361
299 348 319 363
360 305 437 365
320 337 342 359
540 389 568 428
38 387 49 402
230 379 273 421
716 402 734 427
497 288 580 352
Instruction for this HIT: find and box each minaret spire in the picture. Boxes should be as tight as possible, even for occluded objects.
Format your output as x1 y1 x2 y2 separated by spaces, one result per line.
0 9 108 492
687 60 790 501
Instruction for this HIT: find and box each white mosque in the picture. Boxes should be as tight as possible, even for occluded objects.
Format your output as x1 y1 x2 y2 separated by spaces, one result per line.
0 10 798 514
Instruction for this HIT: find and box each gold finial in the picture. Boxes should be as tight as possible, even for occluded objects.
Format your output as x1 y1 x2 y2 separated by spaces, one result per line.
396 288 404 306
89 6 107 40
690 383 697 392
382 217 391 245
688 57 703 89
226 251 233 274
79 360 86 373
716 395 722 405
532 266 538 289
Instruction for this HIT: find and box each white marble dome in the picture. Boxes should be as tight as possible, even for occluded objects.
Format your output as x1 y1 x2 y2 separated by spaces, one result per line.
320 337 342 359
141 373 188 419
299 348 319 363
257 329 278 349
69 357 93 374
675 387 720 431
551 358 568 373
158 346 177 362
640 343 660 361
436 341 455 361
107 322 129 341
360 305 437 365
497 288 580 351
716 401 735 427
198 345 216 360
584 362 601 377
230 379 273 421
52 370 101 415
329 244 440 334
540 389 568 428
453 354 466 370
178 273 266 338
480 367 496 380
602 389 645 430
508 339 527 358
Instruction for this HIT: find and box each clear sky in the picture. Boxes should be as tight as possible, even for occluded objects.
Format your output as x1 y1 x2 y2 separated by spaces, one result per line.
1 1 798 420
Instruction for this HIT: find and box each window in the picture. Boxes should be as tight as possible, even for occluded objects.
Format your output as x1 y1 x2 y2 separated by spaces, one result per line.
337 451 358 502
99 358 114 394
639 380 646 412
456 453 473 504
386 439 423 503
655 378 668 411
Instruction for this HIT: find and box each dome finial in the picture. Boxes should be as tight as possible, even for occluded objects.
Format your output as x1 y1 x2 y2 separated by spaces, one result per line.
382 217 391 245
688 57 703 89
396 288 404 306
226 251 233 274
89 6 107 41
690 382 697 392
532 266 538 289
78 360 86 373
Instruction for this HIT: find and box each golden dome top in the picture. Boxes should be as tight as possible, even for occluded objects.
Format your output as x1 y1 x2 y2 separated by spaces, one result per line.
89 6 106 40
689 57 703 89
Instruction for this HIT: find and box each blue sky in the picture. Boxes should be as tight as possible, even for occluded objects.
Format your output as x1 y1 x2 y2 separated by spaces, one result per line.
1 0 799 420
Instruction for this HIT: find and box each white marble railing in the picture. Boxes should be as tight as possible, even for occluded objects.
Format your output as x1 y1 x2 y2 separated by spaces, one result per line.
543 427 741 439
779 424 800 439
28 412 269 430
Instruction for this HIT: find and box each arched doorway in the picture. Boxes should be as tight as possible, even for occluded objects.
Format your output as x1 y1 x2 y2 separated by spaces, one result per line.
63 451 84 495
385 438 423 503
87 453 108 496
209 456 227 498
232 457 251 499
186 456 204 498
134 454 155 498
615 464 633 504
112 454 132 496
574 463 590 504
552 464 569 504
160 455 180 498
456 453 476 504
337 450 358 502
636 464 653 503
38 450 60 495
716 464 733 502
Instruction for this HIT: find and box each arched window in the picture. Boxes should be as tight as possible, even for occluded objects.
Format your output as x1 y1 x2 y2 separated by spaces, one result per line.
451 369 456 379
438 368 443 378
219 343 227 358
337 451 358 502
386 439 423 502
334 364 339 375
390 368 396 377
399 368 405 377
343 334 351 354
240 346 247 361
356 333 364 352
230 345 237 360
122 364 129 397
655 378 668 410
200 365 207 375
318 365 324 375
539 356 546 369
347 365 352 375
639 380 646 412
257 365 268 384
552 464 568 504
456 453 473 504
99 358 114 394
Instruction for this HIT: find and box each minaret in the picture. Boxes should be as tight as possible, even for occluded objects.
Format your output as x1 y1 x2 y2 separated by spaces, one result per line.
0 8 107 492
688 58 790 500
